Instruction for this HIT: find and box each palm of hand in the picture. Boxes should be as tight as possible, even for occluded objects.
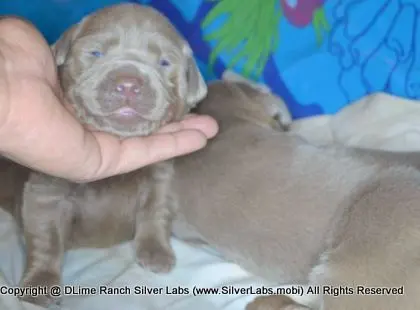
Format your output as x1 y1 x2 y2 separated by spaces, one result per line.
0 18 218 182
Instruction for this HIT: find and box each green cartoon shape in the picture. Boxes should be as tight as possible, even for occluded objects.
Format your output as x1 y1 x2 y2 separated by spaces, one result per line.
202 0 281 79
312 7 330 45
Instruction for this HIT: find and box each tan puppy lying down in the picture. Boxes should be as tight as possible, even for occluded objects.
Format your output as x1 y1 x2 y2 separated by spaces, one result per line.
172 81 420 310
0 3 207 307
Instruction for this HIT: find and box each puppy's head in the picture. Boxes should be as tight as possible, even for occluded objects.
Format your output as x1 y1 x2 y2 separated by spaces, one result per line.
195 80 291 131
52 3 207 137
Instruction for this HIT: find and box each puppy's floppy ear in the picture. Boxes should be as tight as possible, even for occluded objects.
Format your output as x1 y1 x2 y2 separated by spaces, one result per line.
236 82 292 131
50 18 86 66
263 93 292 131
181 44 208 107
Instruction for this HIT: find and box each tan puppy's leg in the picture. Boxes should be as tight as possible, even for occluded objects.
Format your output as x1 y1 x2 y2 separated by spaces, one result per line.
19 179 72 307
246 295 309 310
134 162 176 273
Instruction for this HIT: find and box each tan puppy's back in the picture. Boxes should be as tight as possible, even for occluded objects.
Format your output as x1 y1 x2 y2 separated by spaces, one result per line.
309 166 420 310
173 81 420 309
174 81 382 283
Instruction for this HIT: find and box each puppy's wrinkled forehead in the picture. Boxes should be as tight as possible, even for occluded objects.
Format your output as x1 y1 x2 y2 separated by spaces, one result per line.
77 4 184 55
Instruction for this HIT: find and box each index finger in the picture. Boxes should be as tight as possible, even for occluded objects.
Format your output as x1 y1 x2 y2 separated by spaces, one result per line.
91 129 208 179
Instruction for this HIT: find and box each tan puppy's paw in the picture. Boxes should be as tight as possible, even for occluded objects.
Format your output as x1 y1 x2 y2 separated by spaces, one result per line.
135 237 176 273
246 295 309 310
19 269 62 308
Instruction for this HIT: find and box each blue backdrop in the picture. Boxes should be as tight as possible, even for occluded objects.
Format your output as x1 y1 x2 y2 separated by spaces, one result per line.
0 0 418 119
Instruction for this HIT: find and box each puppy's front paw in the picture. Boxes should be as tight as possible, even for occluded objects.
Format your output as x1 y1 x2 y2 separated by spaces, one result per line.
246 295 309 310
135 237 175 273
19 269 62 308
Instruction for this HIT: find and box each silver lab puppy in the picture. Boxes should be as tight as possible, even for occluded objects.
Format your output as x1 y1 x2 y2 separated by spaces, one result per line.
172 81 420 310
2 3 207 307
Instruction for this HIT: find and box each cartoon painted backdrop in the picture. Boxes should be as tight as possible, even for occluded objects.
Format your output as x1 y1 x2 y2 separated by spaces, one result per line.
0 0 418 119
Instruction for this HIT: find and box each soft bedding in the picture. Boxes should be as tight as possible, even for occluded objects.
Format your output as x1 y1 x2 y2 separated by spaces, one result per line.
0 209 317 310
291 92 420 151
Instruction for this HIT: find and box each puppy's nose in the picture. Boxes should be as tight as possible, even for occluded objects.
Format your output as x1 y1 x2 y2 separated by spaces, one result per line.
114 76 143 97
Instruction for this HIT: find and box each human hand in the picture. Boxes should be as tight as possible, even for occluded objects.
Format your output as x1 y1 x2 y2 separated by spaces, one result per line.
0 18 218 182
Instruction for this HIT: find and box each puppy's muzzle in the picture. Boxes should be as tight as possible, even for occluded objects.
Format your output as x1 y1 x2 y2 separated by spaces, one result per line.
109 74 152 112
115 75 143 97
99 66 157 115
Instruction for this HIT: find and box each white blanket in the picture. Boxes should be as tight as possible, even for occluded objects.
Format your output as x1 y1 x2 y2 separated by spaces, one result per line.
0 210 315 310
291 92 420 151
1 91 419 310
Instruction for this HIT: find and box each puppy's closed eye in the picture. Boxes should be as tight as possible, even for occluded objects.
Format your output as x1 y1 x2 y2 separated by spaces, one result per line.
159 58 171 67
90 50 104 57
272 113 290 131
